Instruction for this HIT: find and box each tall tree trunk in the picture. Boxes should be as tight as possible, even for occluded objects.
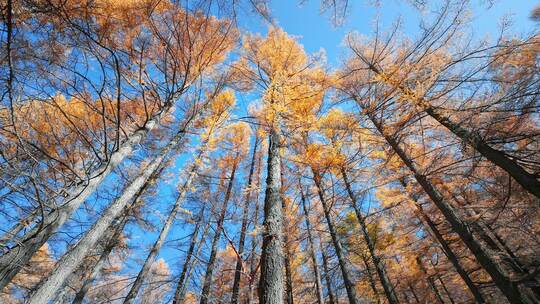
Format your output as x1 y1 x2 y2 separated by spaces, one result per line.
416 257 444 304
0 101 184 291
231 136 259 304
247 147 263 304
400 179 486 303
124 142 208 304
258 126 285 304
366 112 532 304
341 168 399 304
174 217 212 304
300 186 324 304
281 169 294 304
436 275 455 304
72 214 129 304
365 63 540 199
200 159 238 304
312 169 359 304
319 238 337 304
26 127 187 304
360 254 381 303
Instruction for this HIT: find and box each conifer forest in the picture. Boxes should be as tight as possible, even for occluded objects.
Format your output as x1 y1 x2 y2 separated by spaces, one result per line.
1 0 540 303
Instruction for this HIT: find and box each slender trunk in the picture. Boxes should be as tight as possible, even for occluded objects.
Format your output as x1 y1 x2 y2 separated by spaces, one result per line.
247 147 263 304
0 101 183 291
175 218 212 304
27 128 186 304
258 126 285 304
408 284 420 303
319 239 337 304
366 112 531 304
400 179 485 303
171 214 203 304
282 172 294 304
231 137 259 304
437 275 455 304
72 214 129 304
341 168 398 304
365 63 540 199
124 142 208 304
300 186 324 304
200 160 238 304
312 169 359 304
361 254 381 303
416 257 444 304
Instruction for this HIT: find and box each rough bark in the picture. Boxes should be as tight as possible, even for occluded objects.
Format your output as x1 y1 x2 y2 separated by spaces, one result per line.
366 112 532 304
0 103 181 291
199 159 238 304
341 168 398 304
319 239 337 304
416 257 444 304
123 143 207 304
400 179 486 303
71 214 129 304
300 186 324 304
230 136 259 304
366 63 540 200
312 169 360 304
174 218 212 304
258 126 285 304
26 128 187 304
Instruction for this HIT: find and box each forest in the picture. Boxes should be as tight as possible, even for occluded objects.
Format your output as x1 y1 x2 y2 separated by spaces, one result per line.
0 0 539 303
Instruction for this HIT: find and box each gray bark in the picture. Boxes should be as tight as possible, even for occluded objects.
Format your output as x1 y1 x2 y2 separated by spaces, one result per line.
199 159 238 304
258 126 285 304
400 179 485 303
71 214 129 304
26 127 187 304
0 104 176 291
299 186 324 304
123 141 208 304
318 238 337 304
231 136 259 304
174 217 212 304
367 112 532 304
365 63 540 200
312 169 360 304
341 168 398 304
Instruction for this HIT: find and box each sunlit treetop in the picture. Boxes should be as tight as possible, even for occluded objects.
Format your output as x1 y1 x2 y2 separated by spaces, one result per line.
232 26 328 131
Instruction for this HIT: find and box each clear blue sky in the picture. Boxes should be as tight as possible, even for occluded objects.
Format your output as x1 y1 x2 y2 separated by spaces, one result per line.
132 0 540 293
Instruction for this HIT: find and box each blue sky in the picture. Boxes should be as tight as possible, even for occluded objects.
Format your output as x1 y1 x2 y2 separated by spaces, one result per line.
128 0 540 297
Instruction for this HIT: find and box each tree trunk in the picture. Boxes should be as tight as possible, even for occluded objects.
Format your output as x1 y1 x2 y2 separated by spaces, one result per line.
436 275 455 304
341 168 399 304
366 112 532 304
300 186 324 304
124 142 208 304
365 63 540 199
0 209 38 249
174 217 212 304
319 239 337 304
312 169 360 304
281 171 294 304
231 136 259 304
0 102 184 292
247 147 263 304
26 128 186 304
72 214 129 304
360 254 381 303
416 257 444 304
200 159 238 304
258 126 285 304
400 179 486 303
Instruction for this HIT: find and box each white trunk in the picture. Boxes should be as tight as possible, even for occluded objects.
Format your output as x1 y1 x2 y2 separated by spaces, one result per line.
27 128 186 304
0 106 172 291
